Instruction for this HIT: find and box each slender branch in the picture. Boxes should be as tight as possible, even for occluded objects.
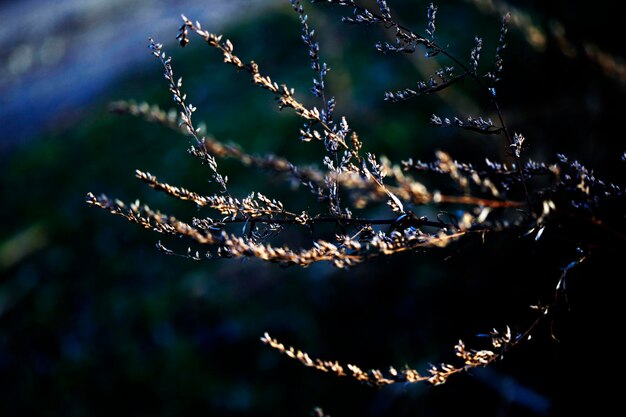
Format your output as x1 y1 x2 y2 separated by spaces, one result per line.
438 195 525 208
324 1 534 212
261 303 548 387
216 214 451 229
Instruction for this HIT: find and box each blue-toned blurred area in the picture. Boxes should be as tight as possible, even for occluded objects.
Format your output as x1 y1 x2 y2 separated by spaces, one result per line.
0 0 623 416
0 0 280 148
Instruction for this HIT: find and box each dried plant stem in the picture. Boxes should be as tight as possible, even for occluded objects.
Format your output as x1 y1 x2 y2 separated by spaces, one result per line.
437 195 524 208
109 100 326 187
86 192 474 268
148 39 230 195
261 306 546 387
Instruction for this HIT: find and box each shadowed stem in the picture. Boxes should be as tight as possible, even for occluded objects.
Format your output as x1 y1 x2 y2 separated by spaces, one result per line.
217 214 452 229
329 1 534 213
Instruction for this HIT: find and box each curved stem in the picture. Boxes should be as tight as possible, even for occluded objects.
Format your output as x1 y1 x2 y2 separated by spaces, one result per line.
216 214 451 229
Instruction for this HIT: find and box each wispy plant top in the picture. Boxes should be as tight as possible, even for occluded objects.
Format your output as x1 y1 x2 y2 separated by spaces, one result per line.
88 0 625 389
90 0 624 269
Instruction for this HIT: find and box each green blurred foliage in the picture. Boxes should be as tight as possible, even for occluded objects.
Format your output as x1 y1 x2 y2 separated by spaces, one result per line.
0 1 622 416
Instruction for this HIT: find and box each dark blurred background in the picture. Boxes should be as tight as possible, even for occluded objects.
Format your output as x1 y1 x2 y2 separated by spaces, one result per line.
1 0 623 416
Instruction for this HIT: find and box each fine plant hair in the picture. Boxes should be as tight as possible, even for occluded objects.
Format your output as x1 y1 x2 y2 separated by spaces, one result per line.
88 0 625 390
